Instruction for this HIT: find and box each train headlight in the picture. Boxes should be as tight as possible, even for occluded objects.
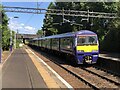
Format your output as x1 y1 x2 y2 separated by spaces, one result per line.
78 50 84 52
92 50 98 52
93 55 98 57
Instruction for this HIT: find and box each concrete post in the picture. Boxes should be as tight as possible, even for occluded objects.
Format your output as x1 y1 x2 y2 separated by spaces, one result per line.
10 29 12 52
0 11 2 63
14 32 16 49
0 8 2 90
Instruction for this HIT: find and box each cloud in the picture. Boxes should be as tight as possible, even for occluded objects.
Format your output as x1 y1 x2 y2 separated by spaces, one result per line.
24 26 35 30
8 20 37 34
20 23 24 26
23 26 36 34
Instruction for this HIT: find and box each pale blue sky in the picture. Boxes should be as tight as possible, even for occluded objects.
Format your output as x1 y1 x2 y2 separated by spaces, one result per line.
2 2 51 34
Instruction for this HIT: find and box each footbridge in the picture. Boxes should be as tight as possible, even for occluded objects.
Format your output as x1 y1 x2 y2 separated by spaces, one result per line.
16 34 39 44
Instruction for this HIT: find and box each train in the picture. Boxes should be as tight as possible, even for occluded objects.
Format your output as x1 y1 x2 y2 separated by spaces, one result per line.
29 30 99 64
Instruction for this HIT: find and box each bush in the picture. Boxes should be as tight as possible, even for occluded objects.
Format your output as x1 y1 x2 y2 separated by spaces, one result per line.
101 29 120 52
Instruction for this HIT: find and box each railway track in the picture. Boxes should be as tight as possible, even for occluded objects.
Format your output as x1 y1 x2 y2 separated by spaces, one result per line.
28 46 120 89
52 61 119 89
53 62 99 89
93 65 120 77
37 53 119 89
49 58 120 89
80 66 120 86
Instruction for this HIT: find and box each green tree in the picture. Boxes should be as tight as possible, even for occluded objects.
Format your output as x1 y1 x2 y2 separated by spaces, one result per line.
2 10 11 50
42 2 58 36
37 29 43 35
101 2 120 52
42 2 119 52
54 2 117 34
37 29 43 36
0 6 14 50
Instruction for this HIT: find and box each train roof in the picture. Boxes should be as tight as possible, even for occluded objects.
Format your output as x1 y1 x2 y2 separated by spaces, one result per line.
35 30 97 40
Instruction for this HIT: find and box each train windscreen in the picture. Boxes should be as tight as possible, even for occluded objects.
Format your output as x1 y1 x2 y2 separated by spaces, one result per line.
77 35 97 46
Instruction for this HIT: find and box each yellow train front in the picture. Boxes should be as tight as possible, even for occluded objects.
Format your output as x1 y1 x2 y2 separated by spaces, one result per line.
75 30 99 64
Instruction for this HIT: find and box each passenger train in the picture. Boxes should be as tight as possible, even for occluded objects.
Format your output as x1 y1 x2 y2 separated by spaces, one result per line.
29 30 99 64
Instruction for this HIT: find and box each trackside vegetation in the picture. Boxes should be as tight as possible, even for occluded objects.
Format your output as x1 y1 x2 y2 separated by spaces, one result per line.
0 5 16 51
1 3 120 52
37 2 120 53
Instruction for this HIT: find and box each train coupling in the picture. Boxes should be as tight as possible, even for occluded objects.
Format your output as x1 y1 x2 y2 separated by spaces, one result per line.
84 56 92 64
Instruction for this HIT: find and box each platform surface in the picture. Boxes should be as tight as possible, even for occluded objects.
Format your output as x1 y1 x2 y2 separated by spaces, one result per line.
99 52 120 61
2 48 48 89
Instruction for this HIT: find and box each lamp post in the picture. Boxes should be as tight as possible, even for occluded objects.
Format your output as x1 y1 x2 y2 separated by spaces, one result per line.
10 28 12 52
0 12 2 63
14 31 16 49
9 16 19 52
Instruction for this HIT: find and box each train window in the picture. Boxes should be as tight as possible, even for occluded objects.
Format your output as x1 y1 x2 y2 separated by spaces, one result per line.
60 37 73 50
77 36 97 45
88 36 97 44
52 38 59 50
41 39 44 47
45 39 48 47
42 39 46 47
41 40 43 47
46 39 50 48
39 40 41 46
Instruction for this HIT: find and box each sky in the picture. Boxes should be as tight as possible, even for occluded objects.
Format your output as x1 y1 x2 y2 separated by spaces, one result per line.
1 2 51 34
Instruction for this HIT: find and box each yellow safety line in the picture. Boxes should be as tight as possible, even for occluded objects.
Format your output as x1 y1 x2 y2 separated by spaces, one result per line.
25 49 61 88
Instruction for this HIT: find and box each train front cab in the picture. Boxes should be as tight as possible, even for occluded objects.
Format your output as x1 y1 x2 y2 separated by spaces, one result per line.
75 35 99 64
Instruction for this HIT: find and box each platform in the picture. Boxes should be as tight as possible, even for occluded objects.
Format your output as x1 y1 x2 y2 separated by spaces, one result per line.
2 48 68 89
99 52 120 61
2 48 48 89
96 52 120 76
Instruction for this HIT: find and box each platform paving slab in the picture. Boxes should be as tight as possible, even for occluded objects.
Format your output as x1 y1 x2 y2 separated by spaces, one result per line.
25 48 68 89
97 52 120 76
99 52 120 61
2 48 47 89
